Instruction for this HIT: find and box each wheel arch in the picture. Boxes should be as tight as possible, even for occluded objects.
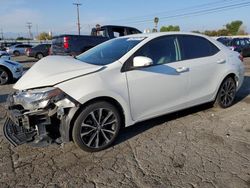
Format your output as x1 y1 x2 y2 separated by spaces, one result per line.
13 50 20 55
0 65 13 81
36 52 44 58
67 96 126 142
213 72 237 101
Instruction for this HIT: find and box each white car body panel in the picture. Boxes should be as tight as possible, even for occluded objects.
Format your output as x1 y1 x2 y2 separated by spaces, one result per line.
125 61 188 121
14 56 102 90
14 32 245 127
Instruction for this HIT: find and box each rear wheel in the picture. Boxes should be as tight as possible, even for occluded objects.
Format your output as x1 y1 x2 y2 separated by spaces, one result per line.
13 51 20 56
36 53 44 59
0 67 12 85
72 101 121 152
215 77 236 108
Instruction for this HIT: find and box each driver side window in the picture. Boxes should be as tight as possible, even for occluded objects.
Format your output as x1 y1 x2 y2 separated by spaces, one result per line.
134 36 178 65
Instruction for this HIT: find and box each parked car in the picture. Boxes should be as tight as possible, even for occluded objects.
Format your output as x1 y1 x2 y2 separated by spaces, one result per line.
51 25 141 56
0 58 23 85
26 44 51 59
216 37 232 46
0 42 22 51
229 38 250 57
6 44 33 56
0 50 10 59
4 32 244 152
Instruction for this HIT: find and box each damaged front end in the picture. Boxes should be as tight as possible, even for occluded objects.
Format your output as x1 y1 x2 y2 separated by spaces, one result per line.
3 87 79 147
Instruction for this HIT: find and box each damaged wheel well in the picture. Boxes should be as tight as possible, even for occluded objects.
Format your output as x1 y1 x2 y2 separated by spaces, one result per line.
68 96 125 141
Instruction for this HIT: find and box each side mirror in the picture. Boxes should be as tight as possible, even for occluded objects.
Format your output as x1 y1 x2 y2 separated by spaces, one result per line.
133 56 153 68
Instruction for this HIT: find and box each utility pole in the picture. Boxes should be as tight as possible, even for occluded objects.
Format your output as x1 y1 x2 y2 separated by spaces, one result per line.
73 3 82 35
36 24 39 38
26 22 33 39
153 17 159 32
0 28 3 40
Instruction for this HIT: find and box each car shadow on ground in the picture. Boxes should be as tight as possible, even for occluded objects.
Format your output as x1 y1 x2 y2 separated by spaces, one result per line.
234 76 250 104
115 102 214 146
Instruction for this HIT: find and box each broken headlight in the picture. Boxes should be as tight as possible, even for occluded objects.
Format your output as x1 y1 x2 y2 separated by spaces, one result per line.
13 87 65 110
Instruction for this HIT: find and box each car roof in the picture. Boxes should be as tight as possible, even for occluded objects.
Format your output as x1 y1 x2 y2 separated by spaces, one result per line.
121 31 213 40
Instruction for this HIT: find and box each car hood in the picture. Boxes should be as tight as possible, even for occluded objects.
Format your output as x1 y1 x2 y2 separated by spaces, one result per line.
14 56 103 90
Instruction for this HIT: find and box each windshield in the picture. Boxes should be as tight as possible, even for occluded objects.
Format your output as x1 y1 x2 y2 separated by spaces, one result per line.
76 37 145 65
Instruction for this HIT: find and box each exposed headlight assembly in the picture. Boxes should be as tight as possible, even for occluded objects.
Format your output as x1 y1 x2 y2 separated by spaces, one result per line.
13 87 66 110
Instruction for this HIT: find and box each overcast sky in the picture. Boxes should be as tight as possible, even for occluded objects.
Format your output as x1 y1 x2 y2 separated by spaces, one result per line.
1 0 250 38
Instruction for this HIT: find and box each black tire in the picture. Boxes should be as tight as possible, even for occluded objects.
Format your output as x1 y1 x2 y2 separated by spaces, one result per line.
214 77 236 108
36 53 44 60
0 67 12 85
72 101 121 152
13 51 20 56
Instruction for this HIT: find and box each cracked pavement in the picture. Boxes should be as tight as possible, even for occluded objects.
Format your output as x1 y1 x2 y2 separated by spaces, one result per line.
0 57 250 188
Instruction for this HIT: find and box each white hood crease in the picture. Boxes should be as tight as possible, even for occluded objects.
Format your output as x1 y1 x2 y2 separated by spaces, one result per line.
14 56 102 90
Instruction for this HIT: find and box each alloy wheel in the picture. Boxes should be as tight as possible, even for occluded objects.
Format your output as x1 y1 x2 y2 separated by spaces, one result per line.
219 77 236 108
0 69 9 85
80 108 118 149
37 53 43 59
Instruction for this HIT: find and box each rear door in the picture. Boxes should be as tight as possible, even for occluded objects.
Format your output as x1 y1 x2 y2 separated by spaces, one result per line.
177 35 223 106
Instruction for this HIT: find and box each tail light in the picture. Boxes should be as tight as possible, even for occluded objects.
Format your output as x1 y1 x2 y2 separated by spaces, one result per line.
49 47 52 55
239 54 244 62
63 37 69 49
26 48 31 54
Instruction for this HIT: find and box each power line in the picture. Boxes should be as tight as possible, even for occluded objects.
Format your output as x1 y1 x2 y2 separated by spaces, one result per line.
117 1 250 25
108 0 238 23
73 3 82 35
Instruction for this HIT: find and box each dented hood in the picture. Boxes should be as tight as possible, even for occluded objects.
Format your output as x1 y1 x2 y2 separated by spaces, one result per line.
14 56 102 90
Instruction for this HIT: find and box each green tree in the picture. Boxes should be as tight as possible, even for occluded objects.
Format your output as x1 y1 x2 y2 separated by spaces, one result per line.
37 32 52 40
217 29 229 36
191 30 202 34
160 25 180 32
226 20 243 35
16 37 30 40
204 30 218 36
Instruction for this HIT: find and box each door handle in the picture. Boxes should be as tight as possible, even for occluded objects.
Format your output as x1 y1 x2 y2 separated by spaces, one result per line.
176 67 189 73
217 59 226 64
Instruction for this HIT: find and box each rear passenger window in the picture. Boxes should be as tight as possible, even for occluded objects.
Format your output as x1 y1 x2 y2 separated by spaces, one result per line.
178 35 219 60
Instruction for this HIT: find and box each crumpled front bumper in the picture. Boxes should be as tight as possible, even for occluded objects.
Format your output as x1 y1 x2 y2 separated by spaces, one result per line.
4 117 36 146
3 91 79 147
3 94 53 146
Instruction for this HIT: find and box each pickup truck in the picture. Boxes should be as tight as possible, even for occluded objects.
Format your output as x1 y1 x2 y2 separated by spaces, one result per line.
51 25 141 56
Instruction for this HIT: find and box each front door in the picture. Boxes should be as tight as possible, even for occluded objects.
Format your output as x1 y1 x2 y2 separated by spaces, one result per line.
125 36 189 121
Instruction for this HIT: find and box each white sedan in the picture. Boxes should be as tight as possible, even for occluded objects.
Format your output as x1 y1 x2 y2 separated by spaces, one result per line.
4 32 245 152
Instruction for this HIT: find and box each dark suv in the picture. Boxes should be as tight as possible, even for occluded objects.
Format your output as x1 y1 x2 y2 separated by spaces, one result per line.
26 44 51 59
229 38 250 57
51 25 141 56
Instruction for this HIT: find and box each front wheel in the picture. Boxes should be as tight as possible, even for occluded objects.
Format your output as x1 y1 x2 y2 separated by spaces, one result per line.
215 77 236 108
0 67 12 85
72 101 121 152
